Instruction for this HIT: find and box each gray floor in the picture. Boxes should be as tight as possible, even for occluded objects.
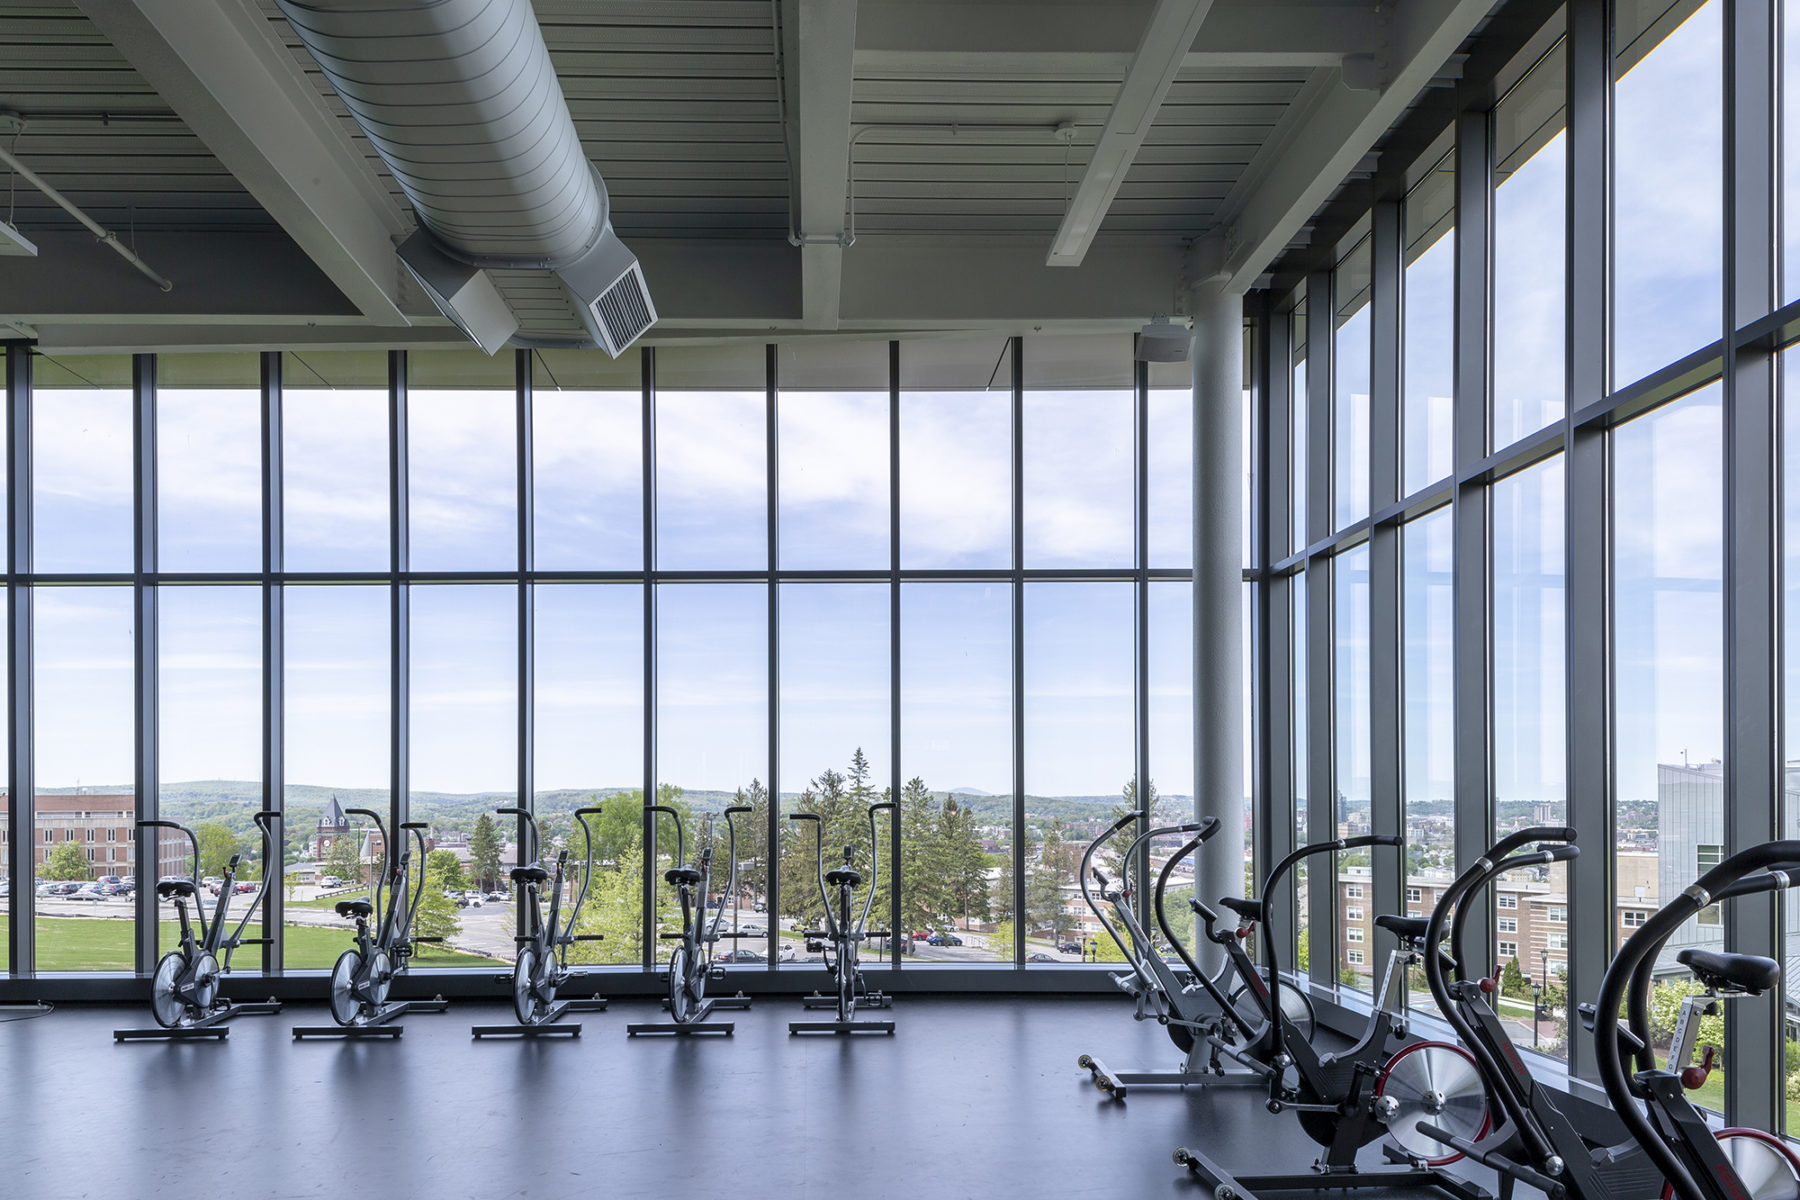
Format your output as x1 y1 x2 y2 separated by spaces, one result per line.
0 996 1503 1200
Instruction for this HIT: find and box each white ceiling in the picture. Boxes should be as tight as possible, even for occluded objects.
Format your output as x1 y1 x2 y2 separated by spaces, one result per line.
0 0 1494 352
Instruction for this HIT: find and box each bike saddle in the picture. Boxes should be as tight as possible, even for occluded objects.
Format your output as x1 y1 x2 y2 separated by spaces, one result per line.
663 866 703 887
155 878 198 900
825 867 863 888
1677 947 1781 995
1374 914 1445 944
510 865 551 884
334 899 374 919
1218 896 1263 923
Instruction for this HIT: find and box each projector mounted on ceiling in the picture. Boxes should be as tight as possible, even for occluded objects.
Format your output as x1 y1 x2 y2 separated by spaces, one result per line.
1135 316 1191 363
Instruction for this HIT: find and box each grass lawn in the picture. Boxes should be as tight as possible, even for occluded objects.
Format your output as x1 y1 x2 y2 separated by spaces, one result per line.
1 916 500 972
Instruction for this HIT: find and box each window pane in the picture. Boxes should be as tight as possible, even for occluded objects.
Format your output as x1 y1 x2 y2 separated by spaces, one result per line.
1613 0 1722 388
535 584 643 965
157 586 263 958
778 391 889 570
1151 582 1204 957
282 352 389 573
1024 336 1133 568
1335 240 1372 530
1291 570 1310 971
34 587 135 971
1494 40 1568 447
158 359 262 573
283 585 388 969
780 584 890 964
1493 455 1567 1058
33 357 133 574
657 584 767 963
1403 510 1453 1014
532 386 642 571
1782 349 1800 1134
1614 384 1723 1105
655 391 766 570
901 582 1011 963
1292 300 1309 552
1334 545 1371 991
407 387 517 572
1149 389 1194 567
407 584 516 970
1024 583 1133 964
899 376 1010 570
1403 159 1455 492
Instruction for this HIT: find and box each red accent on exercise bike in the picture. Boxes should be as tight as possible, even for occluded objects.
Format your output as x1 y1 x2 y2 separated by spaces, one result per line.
1236 925 1254 940
1680 1045 1717 1091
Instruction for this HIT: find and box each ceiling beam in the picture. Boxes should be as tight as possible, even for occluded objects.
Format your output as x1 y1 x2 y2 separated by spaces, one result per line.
71 0 414 325
1045 0 1215 267
786 0 859 330
16 233 1185 350
1210 0 1491 292
855 0 1388 75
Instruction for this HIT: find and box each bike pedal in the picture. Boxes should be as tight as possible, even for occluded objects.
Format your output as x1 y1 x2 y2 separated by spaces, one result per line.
709 966 727 981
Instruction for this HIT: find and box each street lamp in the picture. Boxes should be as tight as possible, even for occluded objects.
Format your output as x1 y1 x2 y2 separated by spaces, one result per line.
1530 978 1543 1049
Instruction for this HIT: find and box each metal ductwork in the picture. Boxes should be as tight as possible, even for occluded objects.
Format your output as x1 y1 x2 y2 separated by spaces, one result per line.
272 0 655 356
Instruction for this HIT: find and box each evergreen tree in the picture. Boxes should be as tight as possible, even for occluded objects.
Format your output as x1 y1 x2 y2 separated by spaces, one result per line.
726 779 771 907
469 812 503 891
941 796 992 926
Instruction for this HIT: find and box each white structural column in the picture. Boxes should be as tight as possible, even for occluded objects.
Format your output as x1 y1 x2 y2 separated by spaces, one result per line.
1191 281 1245 971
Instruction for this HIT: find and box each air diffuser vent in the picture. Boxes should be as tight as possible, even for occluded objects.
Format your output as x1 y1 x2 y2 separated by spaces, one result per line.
589 263 655 358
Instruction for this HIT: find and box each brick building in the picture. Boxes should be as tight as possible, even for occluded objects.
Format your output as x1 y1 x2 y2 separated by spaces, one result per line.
0 792 187 881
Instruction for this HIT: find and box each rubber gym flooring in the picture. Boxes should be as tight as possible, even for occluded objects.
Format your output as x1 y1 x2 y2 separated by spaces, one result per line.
0 996 1514 1200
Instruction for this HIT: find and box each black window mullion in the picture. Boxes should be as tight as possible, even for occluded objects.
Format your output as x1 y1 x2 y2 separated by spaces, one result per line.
516 348 534 947
641 345 657 973
889 339 902 967
389 351 409 847
261 350 284 974
7 346 32 978
765 342 780 971
1011 336 1025 968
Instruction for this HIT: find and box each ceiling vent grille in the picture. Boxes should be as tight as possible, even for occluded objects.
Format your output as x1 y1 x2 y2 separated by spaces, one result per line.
590 263 656 358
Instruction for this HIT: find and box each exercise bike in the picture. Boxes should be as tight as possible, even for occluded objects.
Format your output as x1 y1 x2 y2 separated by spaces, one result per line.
1173 834 1492 1200
114 813 283 1041
788 801 897 1035
1417 827 1800 1200
1076 810 1313 1097
627 803 756 1036
292 808 448 1039
471 805 610 1038
1592 839 1800 1200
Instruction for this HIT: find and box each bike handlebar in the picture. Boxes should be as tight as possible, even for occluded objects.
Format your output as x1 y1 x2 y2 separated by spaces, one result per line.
648 805 685 870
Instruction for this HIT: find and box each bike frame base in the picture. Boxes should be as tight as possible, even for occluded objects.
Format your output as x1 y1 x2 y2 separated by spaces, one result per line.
627 1021 735 1036
660 994 752 1012
292 997 450 1039
788 1019 895 1035
114 998 282 1042
801 992 891 1010
471 996 607 1038
1172 1145 1494 1200
1079 1053 1267 1100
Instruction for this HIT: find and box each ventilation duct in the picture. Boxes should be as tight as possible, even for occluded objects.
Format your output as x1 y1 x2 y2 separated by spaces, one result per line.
272 0 655 356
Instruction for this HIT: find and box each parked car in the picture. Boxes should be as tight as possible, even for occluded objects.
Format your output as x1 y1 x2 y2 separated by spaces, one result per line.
926 932 963 947
738 923 766 937
234 880 257 893
66 886 107 902
1026 953 1059 963
778 945 796 963
752 901 766 913
485 890 508 902
33 882 54 897
96 875 123 887
1058 941 1082 955
50 881 82 896
718 948 765 963
319 875 343 888
98 883 127 896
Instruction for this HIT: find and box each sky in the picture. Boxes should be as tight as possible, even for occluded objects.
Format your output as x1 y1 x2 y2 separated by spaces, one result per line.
21 372 1205 800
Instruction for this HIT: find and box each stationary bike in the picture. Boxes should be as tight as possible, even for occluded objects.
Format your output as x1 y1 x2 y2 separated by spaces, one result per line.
292 808 448 1038
114 813 283 1041
1076 810 1313 1097
788 801 897 1035
1174 834 1492 1200
627 803 756 1036
1417 827 1800 1200
471 805 610 1038
1592 838 1800 1200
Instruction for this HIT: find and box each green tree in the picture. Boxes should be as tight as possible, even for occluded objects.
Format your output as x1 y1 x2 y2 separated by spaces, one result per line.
469 812 503 891
1501 956 1529 1000
43 841 91 881
1296 926 1310 972
427 848 466 893
725 780 770 906
940 796 992 926
570 844 644 965
411 852 463 948
988 918 1015 960
196 821 242 881
324 834 362 888
1650 979 1726 1057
